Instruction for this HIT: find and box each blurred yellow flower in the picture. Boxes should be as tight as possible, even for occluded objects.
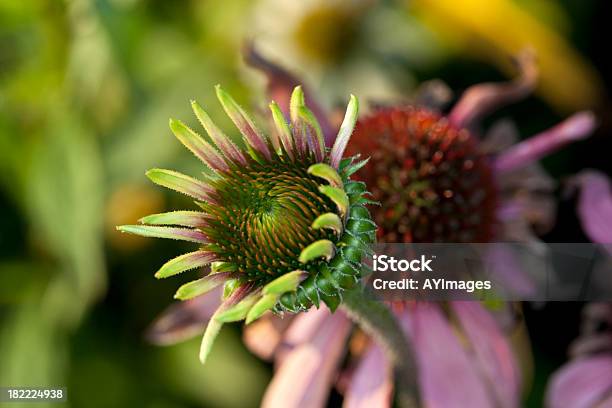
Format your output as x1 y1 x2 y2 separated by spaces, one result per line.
411 0 604 111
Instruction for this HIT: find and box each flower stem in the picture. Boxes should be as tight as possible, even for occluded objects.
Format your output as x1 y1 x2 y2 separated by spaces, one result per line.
341 290 420 408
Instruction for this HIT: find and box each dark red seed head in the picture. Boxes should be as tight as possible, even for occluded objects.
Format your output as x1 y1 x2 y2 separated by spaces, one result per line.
347 107 497 243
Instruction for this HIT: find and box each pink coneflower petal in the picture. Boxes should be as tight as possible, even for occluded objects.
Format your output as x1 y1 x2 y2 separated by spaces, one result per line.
449 50 537 128
174 271 233 300
330 95 359 169
569 170 612 244
200 283 256 364
145 286 222 345
262 311 351 408
244 44 335 147
275 306 331 363
155 250 219 279
215 85 272 161
494 112 596 173
169 118 230 172
343 343 393 408
399 303 494 408
546 356 612 408
451 302 521 408
116 225 208 244
146 169 216 203
191 100 247 165
484 244 538 297
298 105 325 161
242 314 293 361
269 101 296 158
139 211 211 228
570 333 612 358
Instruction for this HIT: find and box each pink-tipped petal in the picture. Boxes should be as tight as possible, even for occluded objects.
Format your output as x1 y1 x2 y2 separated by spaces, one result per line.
399 304 494 408
117 225 208 244
270 101 296 159
330 95 359 169
451 302 521 407
215 85 272 160
191 100 247 165
570 170 612 244
146 169 216 203
343 343 393 408
169 118 229 171
174 271 233 300
494 112 596 172
145 286 222 345
139 211 211 228
292 119 309 158
244 44 335 146
262 312 351 408
298 106 325 161
546 356 612 408
156 250 218 279
199 283 256 364
449 50 537 128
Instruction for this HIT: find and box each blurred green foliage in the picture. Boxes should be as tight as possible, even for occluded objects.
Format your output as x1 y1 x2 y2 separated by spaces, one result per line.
0 0 270 406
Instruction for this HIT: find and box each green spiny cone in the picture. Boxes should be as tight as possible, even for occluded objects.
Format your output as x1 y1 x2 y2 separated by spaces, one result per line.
117 86 375 363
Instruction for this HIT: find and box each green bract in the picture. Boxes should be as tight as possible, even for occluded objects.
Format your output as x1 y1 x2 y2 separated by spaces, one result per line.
117 85 375 363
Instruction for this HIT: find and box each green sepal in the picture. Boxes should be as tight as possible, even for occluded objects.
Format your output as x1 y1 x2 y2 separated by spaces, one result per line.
311 213 343 235
308 163 343 188
211 262 237 273
174 272 231 300
246 294 279 324
343 157 370 177
348 205 371 221
263 270 307 295
279 292 301 313
223 278 241 299
319 186 349 219
345 181 367 197
215 291 261 322
346 218 377 234
320 292 341 312
351 196 380 206
199 309 223 364
299 240 335 263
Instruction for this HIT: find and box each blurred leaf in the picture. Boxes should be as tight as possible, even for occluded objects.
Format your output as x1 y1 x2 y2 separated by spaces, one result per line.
26 108 106 326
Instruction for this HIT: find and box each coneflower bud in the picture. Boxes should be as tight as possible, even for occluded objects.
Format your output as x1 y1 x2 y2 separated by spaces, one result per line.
118 85 375 363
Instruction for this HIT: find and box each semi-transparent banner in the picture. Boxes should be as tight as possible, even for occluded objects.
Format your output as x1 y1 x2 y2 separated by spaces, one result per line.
363 243 612 301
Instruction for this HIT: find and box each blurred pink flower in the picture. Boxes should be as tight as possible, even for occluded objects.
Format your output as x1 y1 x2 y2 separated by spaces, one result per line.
546 303 612 408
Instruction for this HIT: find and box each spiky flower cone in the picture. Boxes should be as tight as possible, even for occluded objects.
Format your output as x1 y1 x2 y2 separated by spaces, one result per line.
347 107 497 243
118 85 375 363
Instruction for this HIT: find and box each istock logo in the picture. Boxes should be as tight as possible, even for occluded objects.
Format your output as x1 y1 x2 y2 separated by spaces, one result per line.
372 254 434 272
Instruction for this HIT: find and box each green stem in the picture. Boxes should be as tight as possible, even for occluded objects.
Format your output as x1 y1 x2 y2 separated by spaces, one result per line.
341 290 420 408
